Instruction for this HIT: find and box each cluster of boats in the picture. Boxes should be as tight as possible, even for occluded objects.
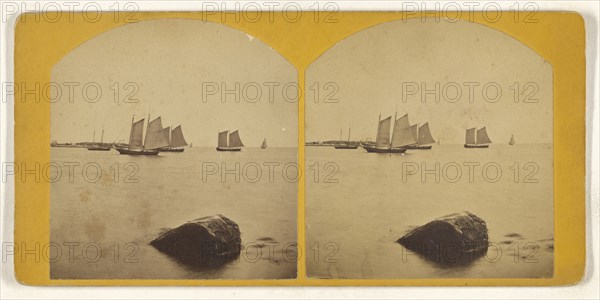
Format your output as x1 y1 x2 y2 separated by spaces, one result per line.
330 113 510 153
80 114 269 155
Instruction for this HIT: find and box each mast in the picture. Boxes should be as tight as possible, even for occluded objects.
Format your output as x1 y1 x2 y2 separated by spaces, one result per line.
348 122 351 142
101 128 104 144
340 129 342 142
93 130 95 143
390 111 397 150
128 115 134 147
376 113 381 146
144 108 151 150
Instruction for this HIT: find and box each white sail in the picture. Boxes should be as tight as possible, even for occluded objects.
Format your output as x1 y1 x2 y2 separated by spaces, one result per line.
395 114 410 130
391 115 417 148
144 117 170 150
476 127 492 144
376 116 392 148
129 118 145 149
229 130 244 148
418 123 436 145
465 128 476 145
218 131 228 148
170 125 188 147
162 127 171 146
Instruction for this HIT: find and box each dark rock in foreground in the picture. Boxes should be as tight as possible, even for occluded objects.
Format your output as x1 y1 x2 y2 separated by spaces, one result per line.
150 214 241 267
397 211 488 266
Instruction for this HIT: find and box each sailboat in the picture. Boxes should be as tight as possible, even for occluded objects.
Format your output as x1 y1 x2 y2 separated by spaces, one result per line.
464 127 492 148
509 134 515 145
406 122 436 150
87 128 111 151
261 138 268 149
362 113 417 153
335 123 358 149
116 115 170 155
158 125 188 152
216 130 244 151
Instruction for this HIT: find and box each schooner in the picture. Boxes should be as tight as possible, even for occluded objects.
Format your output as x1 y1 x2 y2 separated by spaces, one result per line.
158 125 188 152
216 130 244 151
335 123 358 149
116 115 170 155
464 127 492 148
406 122 436 150
363 113 417 153
87 127 111 151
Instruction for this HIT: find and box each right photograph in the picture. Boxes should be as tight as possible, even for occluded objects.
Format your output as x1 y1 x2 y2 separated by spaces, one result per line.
305 19 554 279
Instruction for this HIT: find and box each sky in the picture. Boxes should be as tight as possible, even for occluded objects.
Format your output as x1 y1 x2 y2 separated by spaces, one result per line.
305 19 553 145
51 19 298 147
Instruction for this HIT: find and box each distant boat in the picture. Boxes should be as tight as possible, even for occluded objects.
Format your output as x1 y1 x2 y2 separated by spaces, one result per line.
116 115 169 155
406 122 436 150
216 130 244 151
158 125 188 152
335 123 358 149
261 138 268 149
464 127 492 148
509 134 515 145
363 113 417 153
87 128 111 151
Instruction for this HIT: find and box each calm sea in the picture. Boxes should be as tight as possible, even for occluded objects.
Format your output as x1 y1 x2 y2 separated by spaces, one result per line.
50 147 297 279
306 143 554 279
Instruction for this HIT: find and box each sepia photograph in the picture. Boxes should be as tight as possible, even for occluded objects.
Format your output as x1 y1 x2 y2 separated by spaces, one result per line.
305 19 554 279
49 19 298 279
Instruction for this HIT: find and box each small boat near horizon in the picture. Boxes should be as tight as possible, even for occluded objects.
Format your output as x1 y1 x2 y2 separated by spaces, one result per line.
405 122 436 150
216 130 244 151
464 127 492 148
261 138 268 149
334 124 358 149
116 115 170 155
509 134 515 145
87 128 111 151
158 125 188 152
363 113 417 154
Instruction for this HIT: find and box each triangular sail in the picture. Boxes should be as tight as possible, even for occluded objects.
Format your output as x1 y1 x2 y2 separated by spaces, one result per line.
391 127 417 148
476 127 492 144
261 138 267 148
465 128 476 145
376 116 392 148
162 127 171 146
396 114 410 130
144 117 170 150
509 135 515 145
418 123 436 145
170 125 188 147
218 131 228 148
129 119 145 149
391 115 416 148
229 130 244 148
410 124 418 141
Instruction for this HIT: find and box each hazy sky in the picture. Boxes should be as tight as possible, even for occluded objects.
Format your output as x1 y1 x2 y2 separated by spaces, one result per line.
306 19 553 144
51 19 297 147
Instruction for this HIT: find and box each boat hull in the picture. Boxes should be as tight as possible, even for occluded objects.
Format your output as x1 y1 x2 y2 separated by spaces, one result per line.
464 144 489 148
334 145 359 149
405 145 432 150
362 145 407 153
158 148 185 152
87 146 111 151
216 147 242 152
116 148 159 155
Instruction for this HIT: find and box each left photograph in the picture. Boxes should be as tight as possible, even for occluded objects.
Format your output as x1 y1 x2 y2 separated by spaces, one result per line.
49 19 298 279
